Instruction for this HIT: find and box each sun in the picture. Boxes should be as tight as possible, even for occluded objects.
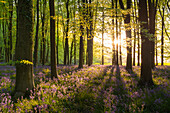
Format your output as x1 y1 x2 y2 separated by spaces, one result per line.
114 39 120 45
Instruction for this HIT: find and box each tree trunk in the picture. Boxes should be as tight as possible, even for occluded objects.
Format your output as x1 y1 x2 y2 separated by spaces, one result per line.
155 18 158 66
56 0 59 65
78 0 85 69
49 0 58 80
133 0 136 66
2 9 9 63
33 0 39 67
70 40 73 64
87 0 93 66
42 0 47 65
148 0 158 69
112 0 116 65
119 21 122 65
46 40 49 63
8 0 13 61
119 0 132 69
161 6 164 66
125 0 132 71
73 0 76 65
64 0 70 65
101 5 104 65
138 0 153 86
137 20 140 66
15 0 34 97
115 0 119 65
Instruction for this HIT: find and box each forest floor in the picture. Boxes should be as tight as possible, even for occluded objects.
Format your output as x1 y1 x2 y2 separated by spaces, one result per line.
0 65 170 113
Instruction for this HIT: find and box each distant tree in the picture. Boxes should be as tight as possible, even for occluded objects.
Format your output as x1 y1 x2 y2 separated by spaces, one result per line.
115 0 119 65
33 0 40 67
15 0 34 97
148 0 158 69
119 0 132 70
101 2 104 65
73 0 77 65
159 5 165 66
49 0 58 80
8 0 13 61
40 0 47 65
138 0 153 86
79 0 85 69
64 0 70 65
133 0 137 66
119 20 122 65
112 0 116 65
87 0 93 66
57 0 60 65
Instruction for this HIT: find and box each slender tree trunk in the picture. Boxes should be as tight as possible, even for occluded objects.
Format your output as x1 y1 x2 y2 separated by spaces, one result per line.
33 0 39 67
148 0 158 69
15 0 34 97
155 18 158 66
87 0 93 66
49 0 58 80
119 0 132 68
46 40 49 63
138 0 153 86
86 0 89 65
8 0 13 61
73 0 76 65
137 21 140 66
64 0 70 65
70 40 73 64
42 0 47 65
133 0 136 66
115 0 119 65
79 0 85 69
56 0 59 65
161 6 164 66
112 0 116 65
2 13 7 62
40 40 42 63
101 5 104 65
119 21 122 65
125 0 132 71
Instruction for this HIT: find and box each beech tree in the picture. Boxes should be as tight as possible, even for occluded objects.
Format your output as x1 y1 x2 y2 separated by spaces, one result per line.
138 0 154 86
49 0 58 79
15 0 34 97
79 0 85 69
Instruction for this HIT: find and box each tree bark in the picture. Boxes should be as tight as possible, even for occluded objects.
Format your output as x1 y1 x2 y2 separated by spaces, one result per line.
125 0 132 71
56 0 60 65
70 40 74 64
115 0 119 65
161 6 164 66
8 0 13 61
138 0 153 86
87 0 93 66
119 0 132 69
73 0 76 65
78 0 85 69
148 0 158 68
15 0 34 96
101 5 104 65
49 0 58 80
64 0 70 65
119 21 122 65
42 0 47 65
33 0 39 67
133 0 137 66
112 0 116 65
